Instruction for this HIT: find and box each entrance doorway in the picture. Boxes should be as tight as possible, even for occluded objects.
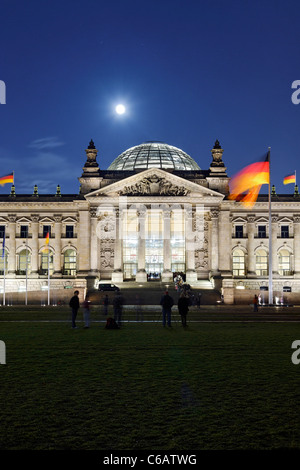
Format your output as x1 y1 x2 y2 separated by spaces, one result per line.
146 263 163 280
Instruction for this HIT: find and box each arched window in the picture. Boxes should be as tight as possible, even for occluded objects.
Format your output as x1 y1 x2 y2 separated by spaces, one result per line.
0 249 8 275
232 249 245 276
63 249 77 276
256 248 268 276
40 251 54 275
278 249 291 276
18 249 31 275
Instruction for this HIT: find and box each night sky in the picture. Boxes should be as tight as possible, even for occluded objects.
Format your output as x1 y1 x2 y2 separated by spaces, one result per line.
0 0 299 195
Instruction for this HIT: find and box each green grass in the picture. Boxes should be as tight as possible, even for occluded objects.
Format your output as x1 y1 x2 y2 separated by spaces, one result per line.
1 315 300 450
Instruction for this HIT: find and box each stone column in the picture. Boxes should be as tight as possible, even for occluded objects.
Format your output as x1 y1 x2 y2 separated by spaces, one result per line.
293 216 300 277
218 210 232 277
77 208 91 276
185 206 197 283
89 209 99 275
247 215 256 276
136 209 147 282
210 209 220 275
112 208 123 282
31 215 39 277
162 209 173 282
271 215 278 276
53 215 62 276
7 214 16 276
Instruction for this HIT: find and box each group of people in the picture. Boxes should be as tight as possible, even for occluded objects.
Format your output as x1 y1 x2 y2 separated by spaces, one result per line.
69 290 124 329
69 288 195 329
160 290 191 327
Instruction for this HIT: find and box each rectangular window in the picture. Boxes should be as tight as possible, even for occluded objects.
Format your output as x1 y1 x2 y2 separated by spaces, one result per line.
20 225 28 238
0 225 5 238
235 225 243 238
281 226 289 238
43 225 51 238
258 226 266 238
66 225 74 238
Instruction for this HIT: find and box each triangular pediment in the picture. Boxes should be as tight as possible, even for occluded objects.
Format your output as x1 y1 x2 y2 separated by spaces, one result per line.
232 217 247 224
256 217 269 224
279 217 292 224
85 168 224 200
16 216 31 224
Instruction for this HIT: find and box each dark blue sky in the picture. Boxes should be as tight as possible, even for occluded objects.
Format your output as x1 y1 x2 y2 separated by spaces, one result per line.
0 0 299 194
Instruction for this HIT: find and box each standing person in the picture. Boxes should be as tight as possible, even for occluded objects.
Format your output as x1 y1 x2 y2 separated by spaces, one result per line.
103 295 109 316
197 292 202 308
83 294 91 328
178 292 190 327
113 291 124 327
253 294 259 312
69 290 80 329
160 291 174 327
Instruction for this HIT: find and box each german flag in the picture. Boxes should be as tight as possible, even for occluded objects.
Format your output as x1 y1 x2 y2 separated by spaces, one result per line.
0 172 14 186
228 154 270 208
45 232 49 245
283 173 296 185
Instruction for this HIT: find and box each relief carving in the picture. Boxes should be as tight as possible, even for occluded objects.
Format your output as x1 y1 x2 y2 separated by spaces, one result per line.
118 175 190 196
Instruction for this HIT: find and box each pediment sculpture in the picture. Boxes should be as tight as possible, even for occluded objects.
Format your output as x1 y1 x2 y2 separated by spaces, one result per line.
117 175 190 196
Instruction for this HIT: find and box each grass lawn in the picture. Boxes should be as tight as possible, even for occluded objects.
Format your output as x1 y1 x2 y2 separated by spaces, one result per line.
1 309 300 450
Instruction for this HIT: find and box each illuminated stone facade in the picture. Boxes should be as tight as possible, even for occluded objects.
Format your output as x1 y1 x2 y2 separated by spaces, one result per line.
0 139 299 304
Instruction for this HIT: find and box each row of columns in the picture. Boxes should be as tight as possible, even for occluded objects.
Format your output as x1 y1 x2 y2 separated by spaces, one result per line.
110 207 219 283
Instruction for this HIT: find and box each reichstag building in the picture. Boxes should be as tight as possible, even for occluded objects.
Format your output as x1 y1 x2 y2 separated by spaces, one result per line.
0 139 299 304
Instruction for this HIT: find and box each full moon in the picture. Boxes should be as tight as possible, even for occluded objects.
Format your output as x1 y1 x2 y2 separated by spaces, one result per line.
115 104 126 115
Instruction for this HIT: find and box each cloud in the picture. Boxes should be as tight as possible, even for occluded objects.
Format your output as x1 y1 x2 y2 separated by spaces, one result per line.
28 137 65 150
15 151 79 193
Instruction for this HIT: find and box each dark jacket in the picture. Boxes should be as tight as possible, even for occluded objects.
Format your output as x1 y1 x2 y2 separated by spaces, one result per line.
178 296 190 315
69 295 80 310
160 294 174 310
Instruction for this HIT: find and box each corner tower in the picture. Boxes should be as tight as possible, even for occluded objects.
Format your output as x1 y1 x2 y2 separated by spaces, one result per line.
207 139 229 195
78 140 102 194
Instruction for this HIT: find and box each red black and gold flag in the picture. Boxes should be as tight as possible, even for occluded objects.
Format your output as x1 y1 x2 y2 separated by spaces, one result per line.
228 154 269 208
283 173 296 185
0 172 14 186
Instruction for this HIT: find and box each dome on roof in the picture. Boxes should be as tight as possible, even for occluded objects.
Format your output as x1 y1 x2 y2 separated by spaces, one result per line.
107 141 200 171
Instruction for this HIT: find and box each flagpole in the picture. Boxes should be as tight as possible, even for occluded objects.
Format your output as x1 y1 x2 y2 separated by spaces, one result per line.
268 147 273 305
48 244 50 306
3 242 6 307
25 238 28 306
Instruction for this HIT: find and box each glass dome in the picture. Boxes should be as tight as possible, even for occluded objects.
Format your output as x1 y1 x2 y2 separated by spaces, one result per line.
107 141 200 171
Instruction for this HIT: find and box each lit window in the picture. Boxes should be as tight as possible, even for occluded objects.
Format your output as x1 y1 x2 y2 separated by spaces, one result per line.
232 249 245 276
0 249 8 274
63 249 77 276
41 252 54 275
256 248 268 276
278 249 291 276
18 249 31 275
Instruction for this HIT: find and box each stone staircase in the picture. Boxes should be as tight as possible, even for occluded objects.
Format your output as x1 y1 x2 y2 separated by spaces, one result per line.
88 278 221 306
